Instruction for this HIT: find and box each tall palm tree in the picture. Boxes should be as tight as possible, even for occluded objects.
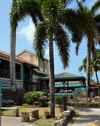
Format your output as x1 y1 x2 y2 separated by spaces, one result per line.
10 0 43 93
10 0 17 93
72 0 100 96
34 0 97 117
10 0 97 117
79 49 100 95
79 50 100 82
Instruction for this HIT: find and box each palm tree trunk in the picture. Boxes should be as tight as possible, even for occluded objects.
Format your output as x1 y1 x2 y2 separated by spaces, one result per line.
49 40 55 118
10 27 17 92
95 71 100 96
86 45 91 97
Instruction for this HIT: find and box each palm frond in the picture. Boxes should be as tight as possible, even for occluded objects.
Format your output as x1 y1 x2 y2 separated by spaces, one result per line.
71 32 83 55
63 8 97 43
93 14 100 23
91 0 100 15
78 65 84 72
10 0 42 27
41 0 65 25
61 0 73 6
33 22 47 58
54 25 70 69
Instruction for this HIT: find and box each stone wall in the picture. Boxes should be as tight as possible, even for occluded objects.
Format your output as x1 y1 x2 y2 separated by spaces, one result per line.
54 107 75 126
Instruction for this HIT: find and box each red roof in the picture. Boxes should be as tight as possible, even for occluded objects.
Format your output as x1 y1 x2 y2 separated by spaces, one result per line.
0 50 38 68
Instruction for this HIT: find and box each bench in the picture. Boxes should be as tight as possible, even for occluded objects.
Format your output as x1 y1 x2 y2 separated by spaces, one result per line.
21 109 39 122
1 107 19 117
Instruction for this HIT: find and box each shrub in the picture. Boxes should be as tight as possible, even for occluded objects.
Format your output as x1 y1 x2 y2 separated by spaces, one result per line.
55 95 63 105
39 95 49 107
24 91 47 104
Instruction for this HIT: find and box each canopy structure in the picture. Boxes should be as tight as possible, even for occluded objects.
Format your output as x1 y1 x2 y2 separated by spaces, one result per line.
39 72 86 83
39 72 86 94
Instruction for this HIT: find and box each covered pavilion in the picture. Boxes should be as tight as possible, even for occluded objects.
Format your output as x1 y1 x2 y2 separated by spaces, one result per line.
39 72 86 94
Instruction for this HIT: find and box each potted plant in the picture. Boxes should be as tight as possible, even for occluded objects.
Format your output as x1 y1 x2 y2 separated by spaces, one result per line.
44 110 51 119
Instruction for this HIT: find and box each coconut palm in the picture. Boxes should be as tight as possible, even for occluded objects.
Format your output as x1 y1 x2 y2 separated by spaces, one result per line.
72 0 100 96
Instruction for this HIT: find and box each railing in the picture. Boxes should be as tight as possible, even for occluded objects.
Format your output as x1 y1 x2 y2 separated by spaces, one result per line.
0 69 10 78
16 72 21 80
0 69 21 80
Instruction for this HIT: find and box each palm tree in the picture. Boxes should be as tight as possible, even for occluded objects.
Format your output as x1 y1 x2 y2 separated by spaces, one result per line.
10 0 97 117
79 49 100 95
34 0 98 117
72 0 100 96
10 0 43 94
10 0 17 93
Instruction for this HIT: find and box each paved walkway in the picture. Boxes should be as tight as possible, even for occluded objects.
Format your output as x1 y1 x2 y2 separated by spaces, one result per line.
68 108 100 126
1 116 32 126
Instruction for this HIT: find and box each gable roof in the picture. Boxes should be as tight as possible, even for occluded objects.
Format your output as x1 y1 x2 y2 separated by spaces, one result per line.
0 50 38 68
17 49 49 61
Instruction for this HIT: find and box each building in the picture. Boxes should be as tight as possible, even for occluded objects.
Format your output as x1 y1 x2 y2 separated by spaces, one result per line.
0 49 49 98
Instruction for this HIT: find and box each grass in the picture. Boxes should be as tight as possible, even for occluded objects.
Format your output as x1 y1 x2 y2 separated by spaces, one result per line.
29 117 56 126
2 104 61 126
2 104 79 126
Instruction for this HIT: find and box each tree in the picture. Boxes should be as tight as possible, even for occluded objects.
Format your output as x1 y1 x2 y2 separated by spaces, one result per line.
10 0 97 117
79 49 100 95
72 0 100 96
34 0 97 117
10 0 43 97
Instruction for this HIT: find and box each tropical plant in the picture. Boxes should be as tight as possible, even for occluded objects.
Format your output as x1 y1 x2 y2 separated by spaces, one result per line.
10 0 98 117
10 0 43 92
34 0 98 117
79 49 100 95
39 95 49 107
73 0 100 96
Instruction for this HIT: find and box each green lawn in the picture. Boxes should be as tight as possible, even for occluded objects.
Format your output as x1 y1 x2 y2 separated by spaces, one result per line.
2 104 61 126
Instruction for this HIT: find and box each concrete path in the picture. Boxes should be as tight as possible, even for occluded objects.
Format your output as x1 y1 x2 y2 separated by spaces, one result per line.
68 108 100 126
1 116 32 126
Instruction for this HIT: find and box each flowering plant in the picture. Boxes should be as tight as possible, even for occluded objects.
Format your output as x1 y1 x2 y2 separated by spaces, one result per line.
39 95 49 107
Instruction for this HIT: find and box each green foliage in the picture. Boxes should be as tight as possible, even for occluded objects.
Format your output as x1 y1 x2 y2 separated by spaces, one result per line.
24 91 46 104
55 95 63 105
39 95 49 107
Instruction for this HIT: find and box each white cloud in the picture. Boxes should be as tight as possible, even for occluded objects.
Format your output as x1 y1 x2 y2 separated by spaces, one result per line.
17 20 36 44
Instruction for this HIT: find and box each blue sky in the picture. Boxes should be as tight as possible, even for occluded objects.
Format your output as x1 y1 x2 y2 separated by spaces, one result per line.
0 0 100 81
